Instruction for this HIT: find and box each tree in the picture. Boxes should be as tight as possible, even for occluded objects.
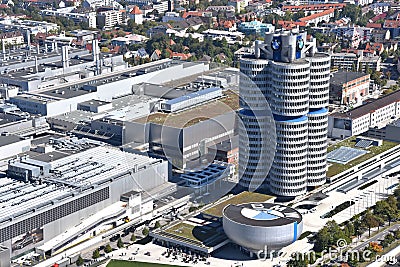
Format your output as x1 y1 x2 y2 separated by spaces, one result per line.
92 249 100 259
344 222 355 238
351 62 357 72
381 50 389 61
386 71 392 80
117 237 124 248
363 210 380 237
292 11 306 21
382 233 395 247
131 234 136 242
104 244 112 253
155 221 161 228
394 229 400 239
314 225 331 252
374 199 398 225
76 256 84 266
142 227 149 236
287 257 309 267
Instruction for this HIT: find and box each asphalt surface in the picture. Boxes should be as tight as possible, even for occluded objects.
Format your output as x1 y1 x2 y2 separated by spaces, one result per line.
353 224 400 252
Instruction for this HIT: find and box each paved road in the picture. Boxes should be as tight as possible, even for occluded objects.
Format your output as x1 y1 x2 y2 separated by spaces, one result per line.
353 224 400 252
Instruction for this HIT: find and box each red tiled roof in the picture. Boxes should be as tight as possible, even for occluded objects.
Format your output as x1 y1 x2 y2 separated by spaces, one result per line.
366 22 382 28
384 19 400 28
130 5 142 15
278 20 307 29
371 13 386 22
282 3 345 12
299 8 334 22
172 52 191 60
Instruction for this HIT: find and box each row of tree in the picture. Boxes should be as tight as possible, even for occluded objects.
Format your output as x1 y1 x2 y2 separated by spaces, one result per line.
288 185 400 266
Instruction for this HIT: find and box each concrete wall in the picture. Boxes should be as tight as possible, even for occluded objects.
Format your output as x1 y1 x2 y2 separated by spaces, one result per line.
0 247 10 267
0 138 31 160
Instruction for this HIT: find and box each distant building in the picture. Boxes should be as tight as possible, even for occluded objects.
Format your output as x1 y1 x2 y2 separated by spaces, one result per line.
330 52 361 71
162 11 183 22
82 0 122 9
372 28 390 42
237 21 274 36
67 29 97 46
383 20 400 39
206 5 235 12
202 29 244 44
367 2 390 15
0 19 59 35
360 55 381 72
298 8 335 26
97 9 126 28
111 34 147 46
128 5 143 24
0 31 24 46
227 0 248 12
330 51 381 72
282 3 346 13
329 71 370 107
41 8 97 29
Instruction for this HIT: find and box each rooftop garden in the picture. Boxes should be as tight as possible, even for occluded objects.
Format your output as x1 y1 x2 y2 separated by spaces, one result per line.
327 136 399 177
134 90 239 128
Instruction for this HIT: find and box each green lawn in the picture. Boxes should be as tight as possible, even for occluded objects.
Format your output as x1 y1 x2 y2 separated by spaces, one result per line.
164 222 218 242
107 259 182 267
327 136 399 177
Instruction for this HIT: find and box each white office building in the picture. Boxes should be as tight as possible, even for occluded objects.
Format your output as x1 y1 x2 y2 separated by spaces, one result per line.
239 31 330 196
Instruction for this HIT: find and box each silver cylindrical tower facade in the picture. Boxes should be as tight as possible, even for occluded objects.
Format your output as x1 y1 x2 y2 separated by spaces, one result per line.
307 53 330 187
238 58 275 191
269 60 310 196
238 31 330 196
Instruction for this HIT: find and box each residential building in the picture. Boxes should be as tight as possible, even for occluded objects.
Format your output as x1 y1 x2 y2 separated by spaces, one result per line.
111 34 147 45
227 0 248 12
206 5 235 12
97 9 126 28
282 3 346 13
202 29 244 44
82 0 122 9
41 7 97 29
239 32 330 196
0 31 24 46
366 2 390 15
162 12 183 22
328 90 400 138
360 55 381 71
128 5 143 24
330 52 361 71
383 20 400 39
372 28 390 42
298 8 335 26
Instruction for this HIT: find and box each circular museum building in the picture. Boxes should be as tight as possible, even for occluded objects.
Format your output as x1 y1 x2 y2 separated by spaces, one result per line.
222 202 303 255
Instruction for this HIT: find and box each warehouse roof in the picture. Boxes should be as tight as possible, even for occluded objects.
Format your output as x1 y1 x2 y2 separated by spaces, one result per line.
0 146 165 224
0 134 27 147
